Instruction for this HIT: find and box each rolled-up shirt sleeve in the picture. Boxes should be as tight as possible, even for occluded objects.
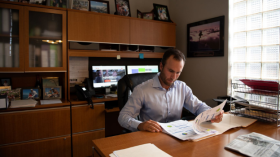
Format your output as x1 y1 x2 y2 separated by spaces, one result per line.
183 85 211 116
118 86 143 132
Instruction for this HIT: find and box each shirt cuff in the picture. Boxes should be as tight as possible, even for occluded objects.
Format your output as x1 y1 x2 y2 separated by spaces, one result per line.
130 119 142 131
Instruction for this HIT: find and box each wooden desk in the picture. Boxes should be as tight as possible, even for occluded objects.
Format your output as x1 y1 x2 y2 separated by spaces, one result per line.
93 121 280 157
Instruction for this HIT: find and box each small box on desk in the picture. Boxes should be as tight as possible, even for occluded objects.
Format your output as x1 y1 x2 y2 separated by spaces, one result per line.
0 95 8 109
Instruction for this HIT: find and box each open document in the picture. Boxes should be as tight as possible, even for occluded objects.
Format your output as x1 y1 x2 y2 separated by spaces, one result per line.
159 100 257 141
225 132 280 157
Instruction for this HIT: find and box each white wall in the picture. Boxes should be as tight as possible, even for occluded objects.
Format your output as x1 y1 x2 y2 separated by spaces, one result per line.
169 0 229 107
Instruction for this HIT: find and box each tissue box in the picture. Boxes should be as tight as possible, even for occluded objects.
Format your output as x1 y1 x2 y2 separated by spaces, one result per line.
0 95 8 109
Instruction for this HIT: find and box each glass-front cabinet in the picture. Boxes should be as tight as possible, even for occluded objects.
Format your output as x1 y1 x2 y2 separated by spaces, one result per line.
0 3 66 72
0 4 24 72
24 7 66 72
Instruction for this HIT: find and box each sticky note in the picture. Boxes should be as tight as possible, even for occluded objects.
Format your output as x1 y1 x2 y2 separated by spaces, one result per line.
117 55 121 59
139 53 144 59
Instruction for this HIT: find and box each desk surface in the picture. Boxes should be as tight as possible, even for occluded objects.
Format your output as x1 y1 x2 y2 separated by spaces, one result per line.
93 121 280 157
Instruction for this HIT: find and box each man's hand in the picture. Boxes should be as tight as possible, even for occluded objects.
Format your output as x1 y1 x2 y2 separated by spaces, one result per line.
211 110 224 123
137 120 162 133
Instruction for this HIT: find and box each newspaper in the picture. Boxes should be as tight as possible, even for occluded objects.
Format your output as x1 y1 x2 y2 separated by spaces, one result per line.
225 132 280 157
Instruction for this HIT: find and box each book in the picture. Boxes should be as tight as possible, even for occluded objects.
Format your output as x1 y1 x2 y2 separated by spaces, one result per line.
110 143 172 157
0 42 3 67
29 44 35 67
10 99 38 108
2 8 10 34
14 43 19 67
50 44 57 67
56 44 62 67
34 46 41 67
4 43 12 67
41 44 49 67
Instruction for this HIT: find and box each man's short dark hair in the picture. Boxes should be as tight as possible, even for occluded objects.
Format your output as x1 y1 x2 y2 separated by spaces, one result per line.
161 48 185 66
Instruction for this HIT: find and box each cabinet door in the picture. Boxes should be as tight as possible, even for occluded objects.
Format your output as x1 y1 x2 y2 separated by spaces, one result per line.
0 135 71 157
0 4 24 72
24 7 67 72
72 103 105 133
68 10 130 44
0 107 70 145
72 130 105 157
130 18 176 47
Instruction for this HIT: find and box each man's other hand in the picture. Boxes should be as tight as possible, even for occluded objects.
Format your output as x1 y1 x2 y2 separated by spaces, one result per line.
137 120 162 133
211 110 224 123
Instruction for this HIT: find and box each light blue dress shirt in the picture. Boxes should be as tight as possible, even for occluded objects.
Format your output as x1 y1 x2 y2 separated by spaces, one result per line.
118 73 211 131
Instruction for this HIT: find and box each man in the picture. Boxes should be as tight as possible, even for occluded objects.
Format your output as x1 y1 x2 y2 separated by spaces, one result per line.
118 49 223 132
94 70 103 83
30 89 38 98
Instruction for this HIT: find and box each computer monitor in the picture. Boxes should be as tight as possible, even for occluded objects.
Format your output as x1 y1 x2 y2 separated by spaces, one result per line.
127 65 159 74
92 65 126 88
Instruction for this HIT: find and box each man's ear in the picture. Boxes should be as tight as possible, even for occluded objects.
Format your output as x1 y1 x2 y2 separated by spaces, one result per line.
159 62 163 71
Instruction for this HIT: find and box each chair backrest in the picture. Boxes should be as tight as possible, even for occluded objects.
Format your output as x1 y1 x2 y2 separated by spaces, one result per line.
117 73 158 111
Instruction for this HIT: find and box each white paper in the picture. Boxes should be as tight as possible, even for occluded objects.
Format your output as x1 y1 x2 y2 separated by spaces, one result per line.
113 143 172 157
192 100 227 134
10 99 38 108
159 120 217 141
40 99 62 105
105 94 117 97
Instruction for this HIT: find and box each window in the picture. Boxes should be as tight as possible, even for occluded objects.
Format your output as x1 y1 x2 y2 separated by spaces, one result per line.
229 0 280 94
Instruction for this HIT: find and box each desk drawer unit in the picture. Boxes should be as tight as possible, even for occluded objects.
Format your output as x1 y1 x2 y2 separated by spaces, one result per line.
0 107 71 145
72 103 105 133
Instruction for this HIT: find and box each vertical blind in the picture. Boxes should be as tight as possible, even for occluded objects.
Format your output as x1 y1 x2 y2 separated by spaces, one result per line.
230 0 280 82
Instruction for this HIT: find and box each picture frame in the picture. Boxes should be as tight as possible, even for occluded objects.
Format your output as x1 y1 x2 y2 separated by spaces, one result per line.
43 86 62 99
89 0 110 14
21 88 40 100
153 3 171 22
42 77 59 87
0 78 11 87
72 0 89 11
50 0 67 8
142 11 154 20
0 86 12 92
137 9 142 19
187 16 225 57
115 0 131 17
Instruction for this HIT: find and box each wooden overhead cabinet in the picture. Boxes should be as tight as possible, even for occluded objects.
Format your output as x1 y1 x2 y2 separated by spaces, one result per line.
130 18 176 47
68 10 130 44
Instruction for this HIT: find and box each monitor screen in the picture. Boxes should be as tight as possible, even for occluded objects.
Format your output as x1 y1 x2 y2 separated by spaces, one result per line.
92 65 126 88
127 65 159 74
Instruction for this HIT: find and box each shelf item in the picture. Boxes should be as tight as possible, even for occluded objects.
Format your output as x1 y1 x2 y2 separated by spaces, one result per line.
231 79 280 127
240 79 280 91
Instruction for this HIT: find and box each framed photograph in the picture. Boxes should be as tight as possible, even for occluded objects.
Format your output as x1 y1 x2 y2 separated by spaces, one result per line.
21 88 40 100
142 11 154 20
42 77 59 87
0 78 11 86
50 0 67 8
72 0 89 11
115 0 131 16
43 86 62 99
137 10 142 19
187 16 225 57
89 0 109 14
153 3 171 22
0 86 11 92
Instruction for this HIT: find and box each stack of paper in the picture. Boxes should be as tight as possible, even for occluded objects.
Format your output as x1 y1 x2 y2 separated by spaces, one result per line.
10 99 38 108
40 99 62 105
109 143 172 157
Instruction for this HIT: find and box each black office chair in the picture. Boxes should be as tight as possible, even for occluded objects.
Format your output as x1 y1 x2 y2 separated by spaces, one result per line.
118 73 157 111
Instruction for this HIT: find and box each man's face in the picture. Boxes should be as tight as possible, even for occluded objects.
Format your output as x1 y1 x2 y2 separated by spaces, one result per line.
159 56 184 88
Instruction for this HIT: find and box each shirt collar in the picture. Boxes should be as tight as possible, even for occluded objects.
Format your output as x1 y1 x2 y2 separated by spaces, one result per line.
153 72 177 89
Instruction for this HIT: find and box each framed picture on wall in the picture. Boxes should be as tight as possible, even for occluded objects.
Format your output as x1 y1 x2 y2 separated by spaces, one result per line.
153 3 171 22
115 0 131 16
137 9 142 18
89 0 110 14
0 78 11 86
187 16 225 57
